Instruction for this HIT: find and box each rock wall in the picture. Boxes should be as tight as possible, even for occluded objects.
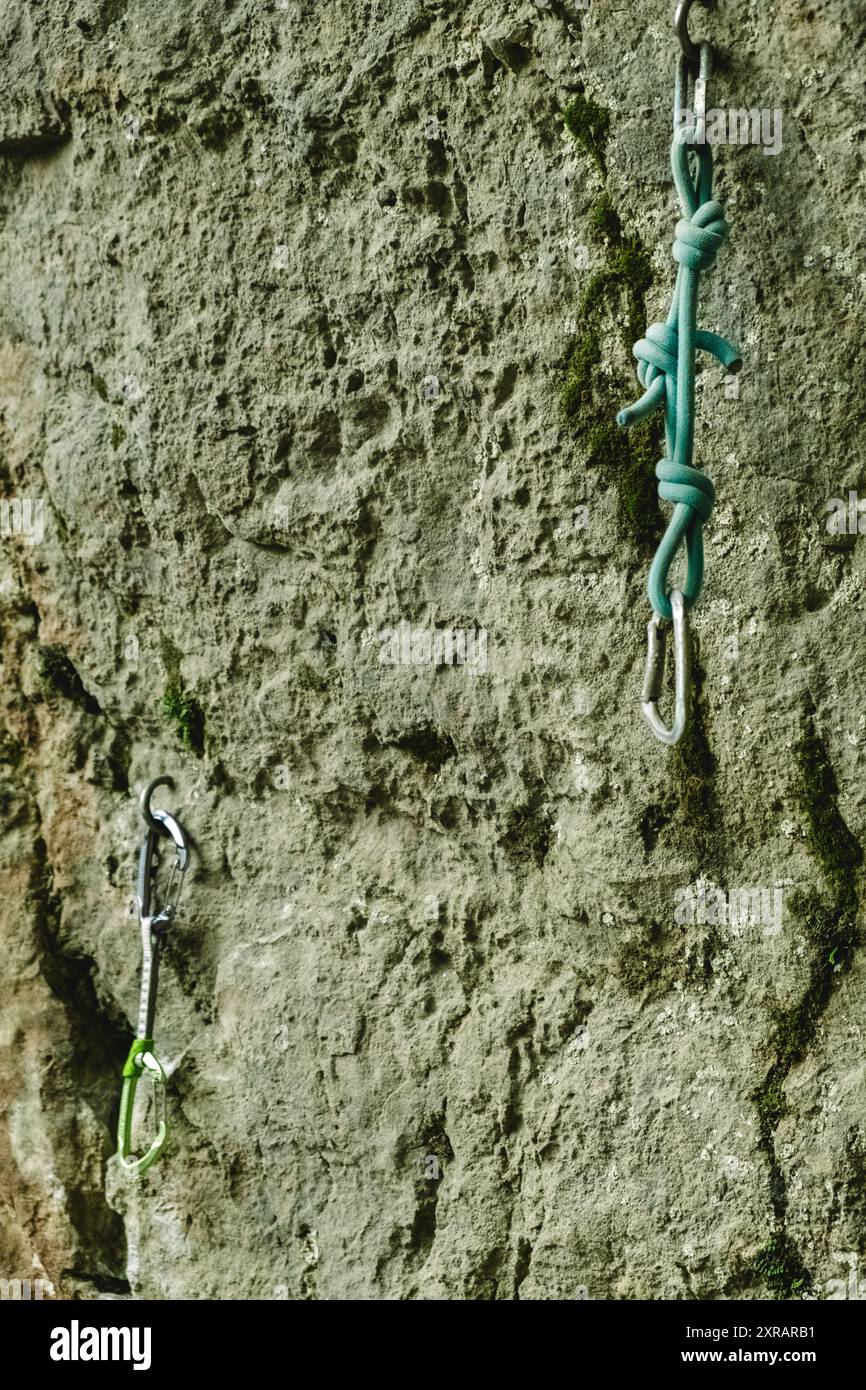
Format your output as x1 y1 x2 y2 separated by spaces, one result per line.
1 0 865 1300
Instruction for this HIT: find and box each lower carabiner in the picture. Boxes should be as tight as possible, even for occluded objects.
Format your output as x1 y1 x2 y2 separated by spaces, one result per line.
117 1039 167 1178
640 587 691 746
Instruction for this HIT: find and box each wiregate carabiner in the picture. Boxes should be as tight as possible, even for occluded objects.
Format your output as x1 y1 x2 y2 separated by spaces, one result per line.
641 588 691 745
118 780 191 1178
137 807 189 931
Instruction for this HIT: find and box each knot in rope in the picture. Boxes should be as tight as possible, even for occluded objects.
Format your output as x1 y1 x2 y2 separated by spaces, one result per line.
656 458 715 522
673 199 729 272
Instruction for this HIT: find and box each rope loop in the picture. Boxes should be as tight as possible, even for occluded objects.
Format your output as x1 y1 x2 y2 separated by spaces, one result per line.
617 50 740 622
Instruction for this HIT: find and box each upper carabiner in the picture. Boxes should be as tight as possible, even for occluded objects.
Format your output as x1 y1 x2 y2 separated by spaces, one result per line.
140 775 174 831
137 780 191 925
147 809 190 926
674 0 709 63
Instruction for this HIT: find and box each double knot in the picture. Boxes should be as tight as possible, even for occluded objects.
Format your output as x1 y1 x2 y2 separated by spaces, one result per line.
633 321 679 392
673 198 729 273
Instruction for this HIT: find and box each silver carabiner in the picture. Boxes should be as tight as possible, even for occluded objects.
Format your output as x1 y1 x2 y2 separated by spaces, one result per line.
137 783 190 926
148 809 190 925
641 588 691 745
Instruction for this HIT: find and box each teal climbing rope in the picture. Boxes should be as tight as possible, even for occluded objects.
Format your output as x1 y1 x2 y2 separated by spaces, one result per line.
618 45 741 622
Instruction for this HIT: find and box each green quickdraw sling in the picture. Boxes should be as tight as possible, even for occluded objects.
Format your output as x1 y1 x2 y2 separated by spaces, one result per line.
618 2 741 744
117 777 190 1178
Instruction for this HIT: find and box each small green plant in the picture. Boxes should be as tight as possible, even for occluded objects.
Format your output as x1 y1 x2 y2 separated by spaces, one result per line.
161 683 205 756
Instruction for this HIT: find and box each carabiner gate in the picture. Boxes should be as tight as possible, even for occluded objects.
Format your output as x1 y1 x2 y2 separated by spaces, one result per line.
641 588 691 745
140 808 189 928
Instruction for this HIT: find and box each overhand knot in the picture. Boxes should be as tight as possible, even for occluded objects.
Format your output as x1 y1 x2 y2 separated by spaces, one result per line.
655 458 715 525
673 199 729 272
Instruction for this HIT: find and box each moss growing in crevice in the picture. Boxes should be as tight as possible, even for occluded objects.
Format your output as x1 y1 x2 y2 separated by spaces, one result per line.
588 190 621 242
586 420 661 548
562 92 610 175
296 662 329 693
559 180 661 552
392 724 457 773
579 198 654 352
638 801 670 854
750 712 862 1297
755 1079 787 1134
161 683 205 757
561 327 601 421
795 715 862 915
0 727 24 769
499 788 552 870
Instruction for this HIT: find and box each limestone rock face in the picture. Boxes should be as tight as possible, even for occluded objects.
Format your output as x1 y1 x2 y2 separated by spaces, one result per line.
1 1 864 1301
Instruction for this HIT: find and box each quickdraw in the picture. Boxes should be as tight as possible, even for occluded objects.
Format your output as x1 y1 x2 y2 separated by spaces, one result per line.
117 777 190 1178
619 1 742 744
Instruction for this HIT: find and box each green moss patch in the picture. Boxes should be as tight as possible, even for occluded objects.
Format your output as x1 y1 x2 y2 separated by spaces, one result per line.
559 180 661 552
562 93 610 175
